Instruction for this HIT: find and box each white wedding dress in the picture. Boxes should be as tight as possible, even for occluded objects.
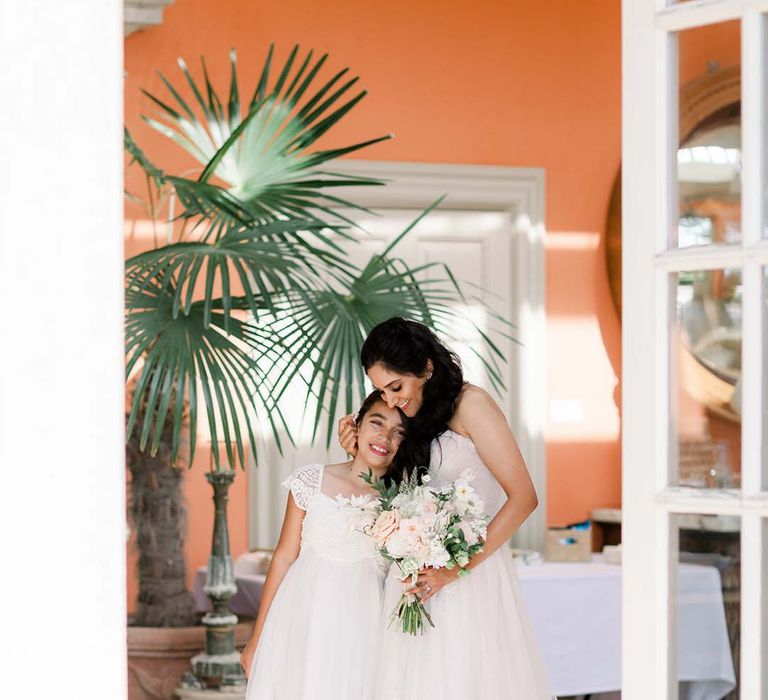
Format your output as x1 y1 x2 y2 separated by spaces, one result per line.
375 431 555 700
246 463 387 699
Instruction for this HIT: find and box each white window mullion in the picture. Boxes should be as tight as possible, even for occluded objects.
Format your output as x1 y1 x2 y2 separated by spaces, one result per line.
622 0 666 695
658 490 768 515
656 18 678 700
655 245 759 271
656 0 768 32
741 513 764 698
742 264 765 495
741 9 766 252
661 511 678 700
740 10 767 697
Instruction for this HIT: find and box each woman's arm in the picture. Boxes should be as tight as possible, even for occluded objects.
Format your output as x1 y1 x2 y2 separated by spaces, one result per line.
239 494 305 674
415 386 538 602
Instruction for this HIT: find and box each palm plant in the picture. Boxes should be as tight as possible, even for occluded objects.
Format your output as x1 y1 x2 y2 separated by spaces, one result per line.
125 45 509 688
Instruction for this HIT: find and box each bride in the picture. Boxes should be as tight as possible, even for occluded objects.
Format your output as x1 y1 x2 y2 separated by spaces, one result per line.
339 317 554 699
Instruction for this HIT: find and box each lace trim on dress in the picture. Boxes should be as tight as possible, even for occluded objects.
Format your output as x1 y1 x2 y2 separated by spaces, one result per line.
281 463 323 510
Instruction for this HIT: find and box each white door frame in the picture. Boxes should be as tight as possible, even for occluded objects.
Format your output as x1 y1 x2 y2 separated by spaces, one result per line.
248 160 548 551
623 2 768 698
0 0 126 697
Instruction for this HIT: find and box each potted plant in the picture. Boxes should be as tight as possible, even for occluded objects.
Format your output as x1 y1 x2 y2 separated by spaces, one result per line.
124 45 507 698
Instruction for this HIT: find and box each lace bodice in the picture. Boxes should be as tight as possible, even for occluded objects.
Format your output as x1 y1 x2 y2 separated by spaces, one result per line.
283 463 385 574
429 430 507 517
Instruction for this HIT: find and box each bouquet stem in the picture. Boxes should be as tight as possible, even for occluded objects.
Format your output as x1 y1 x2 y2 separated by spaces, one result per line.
390 590 435 636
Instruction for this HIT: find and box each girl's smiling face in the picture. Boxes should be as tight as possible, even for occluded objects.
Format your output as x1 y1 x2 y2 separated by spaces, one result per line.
366 362 431 418
356 400 406 471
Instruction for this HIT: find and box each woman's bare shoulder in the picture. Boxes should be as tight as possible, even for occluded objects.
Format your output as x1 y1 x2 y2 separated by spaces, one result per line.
449 384 503 435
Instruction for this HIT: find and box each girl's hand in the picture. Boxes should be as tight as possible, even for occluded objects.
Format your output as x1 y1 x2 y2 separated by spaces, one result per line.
406 566 461 603
338 413 358 457
240 638 258 676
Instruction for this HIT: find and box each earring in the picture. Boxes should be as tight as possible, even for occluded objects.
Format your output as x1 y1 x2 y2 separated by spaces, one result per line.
427 371 433 380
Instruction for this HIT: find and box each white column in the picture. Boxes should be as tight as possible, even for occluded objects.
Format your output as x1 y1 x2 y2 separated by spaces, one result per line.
621 0 664 697
0 1 125 697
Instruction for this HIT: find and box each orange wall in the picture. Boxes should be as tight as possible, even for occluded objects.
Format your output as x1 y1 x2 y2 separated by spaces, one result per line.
124 1 745 611
124 0 624 611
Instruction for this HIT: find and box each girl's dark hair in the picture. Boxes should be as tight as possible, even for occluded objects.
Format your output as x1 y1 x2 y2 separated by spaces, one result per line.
354 390 410 481
360 317 464 472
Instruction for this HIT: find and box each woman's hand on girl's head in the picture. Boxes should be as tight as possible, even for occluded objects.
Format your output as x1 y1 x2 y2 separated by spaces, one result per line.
338 413 358 456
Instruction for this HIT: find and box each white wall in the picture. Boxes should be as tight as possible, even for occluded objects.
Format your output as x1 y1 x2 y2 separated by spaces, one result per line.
0 1 126 696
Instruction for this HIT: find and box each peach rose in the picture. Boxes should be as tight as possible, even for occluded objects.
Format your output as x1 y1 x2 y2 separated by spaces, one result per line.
369 509 400 545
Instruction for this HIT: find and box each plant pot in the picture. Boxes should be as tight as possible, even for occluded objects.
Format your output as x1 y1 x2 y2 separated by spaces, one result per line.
127 620 254 700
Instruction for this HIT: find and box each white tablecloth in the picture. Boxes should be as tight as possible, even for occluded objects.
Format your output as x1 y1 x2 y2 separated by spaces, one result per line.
194 556 735 699
516 558 735 699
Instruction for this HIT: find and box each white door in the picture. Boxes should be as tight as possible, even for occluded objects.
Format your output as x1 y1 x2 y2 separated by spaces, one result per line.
623 2 767 698
249 163 547 553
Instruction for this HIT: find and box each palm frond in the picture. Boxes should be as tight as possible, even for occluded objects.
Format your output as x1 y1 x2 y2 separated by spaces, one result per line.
125 218 359 328
250 222 508 445
126 278 296 469
139 46 390 227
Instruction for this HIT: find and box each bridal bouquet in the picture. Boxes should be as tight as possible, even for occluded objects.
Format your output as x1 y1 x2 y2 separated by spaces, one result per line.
363 469 489 635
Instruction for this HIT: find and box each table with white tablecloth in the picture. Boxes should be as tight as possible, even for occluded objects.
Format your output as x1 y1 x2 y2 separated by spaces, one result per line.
193 555 735 699
516 557 735 699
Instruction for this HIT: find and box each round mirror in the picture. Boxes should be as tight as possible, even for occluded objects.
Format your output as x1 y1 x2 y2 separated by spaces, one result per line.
606 66 741 422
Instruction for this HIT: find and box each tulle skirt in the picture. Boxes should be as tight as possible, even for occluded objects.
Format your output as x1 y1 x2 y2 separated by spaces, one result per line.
375 546 555 700
247 549 384 699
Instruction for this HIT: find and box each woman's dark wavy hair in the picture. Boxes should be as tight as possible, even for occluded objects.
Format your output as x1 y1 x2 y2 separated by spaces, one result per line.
360 317 464 474
354 389 410 482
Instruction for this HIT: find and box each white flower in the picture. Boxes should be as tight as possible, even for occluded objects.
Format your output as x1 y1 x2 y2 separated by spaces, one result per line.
349 494 376 508
427 542 451 568
454 479 473 501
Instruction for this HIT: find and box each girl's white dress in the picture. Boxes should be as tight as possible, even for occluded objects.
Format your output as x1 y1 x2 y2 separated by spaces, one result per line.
247 463 387 699
375 431 555 700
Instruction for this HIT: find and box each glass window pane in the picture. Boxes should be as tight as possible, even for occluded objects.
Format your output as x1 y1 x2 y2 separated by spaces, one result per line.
673 269 742 489
673 513 740 698
676 21 741 248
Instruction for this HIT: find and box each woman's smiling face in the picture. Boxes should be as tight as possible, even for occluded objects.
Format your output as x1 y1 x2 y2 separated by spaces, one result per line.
366 362 431 418
356 400 406 470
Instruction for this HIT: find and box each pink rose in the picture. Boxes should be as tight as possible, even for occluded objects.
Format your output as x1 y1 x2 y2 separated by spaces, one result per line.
369 509 400 545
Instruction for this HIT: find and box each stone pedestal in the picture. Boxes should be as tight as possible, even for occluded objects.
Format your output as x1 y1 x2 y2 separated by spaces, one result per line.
180 470 247 691
128 620 253 700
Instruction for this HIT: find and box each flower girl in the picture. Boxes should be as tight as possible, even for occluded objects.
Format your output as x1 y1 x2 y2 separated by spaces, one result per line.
240 391 407 699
